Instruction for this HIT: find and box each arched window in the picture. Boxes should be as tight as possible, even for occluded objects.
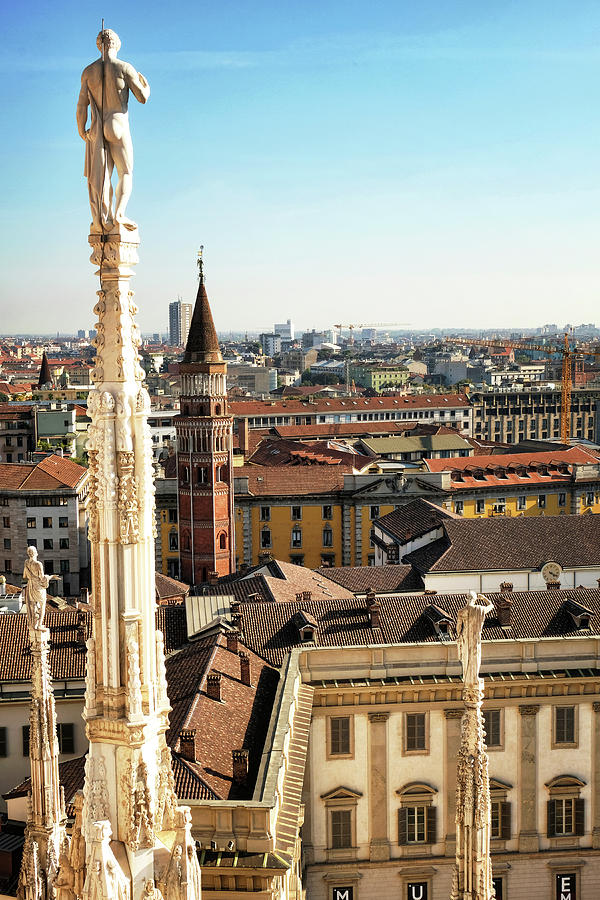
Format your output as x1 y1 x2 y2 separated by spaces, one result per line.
396 783 438 846
546 775 585 837
181 531 191 551
215 404 221 416
218 532 227 550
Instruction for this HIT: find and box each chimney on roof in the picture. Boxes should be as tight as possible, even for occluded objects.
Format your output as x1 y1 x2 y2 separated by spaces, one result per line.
206 672 222 701
239 563 249 576
546 581 561 590
231 612 243 633
494 595 513 627
499 582 513 592
79 588 89 605
232 749 249 786
178 729 198 762
208 571 219 586
239 652 251 686
226 629 239 654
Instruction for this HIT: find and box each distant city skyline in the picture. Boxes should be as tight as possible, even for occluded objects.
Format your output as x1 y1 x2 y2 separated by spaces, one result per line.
2 2 600 333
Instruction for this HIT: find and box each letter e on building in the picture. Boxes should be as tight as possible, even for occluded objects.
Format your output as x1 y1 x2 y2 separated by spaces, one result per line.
556 874 576 900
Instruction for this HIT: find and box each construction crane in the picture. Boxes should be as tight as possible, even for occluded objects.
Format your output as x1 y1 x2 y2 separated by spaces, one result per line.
445 334 600 443
333 322 410 345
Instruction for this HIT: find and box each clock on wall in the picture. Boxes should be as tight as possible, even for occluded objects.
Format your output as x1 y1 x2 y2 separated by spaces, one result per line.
541 561 562 583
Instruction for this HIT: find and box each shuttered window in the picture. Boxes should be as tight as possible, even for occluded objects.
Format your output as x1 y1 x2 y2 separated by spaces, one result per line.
547 798 584 837
483 709 501 748
0 727 7 757
491 801 511 840
398 806 437 844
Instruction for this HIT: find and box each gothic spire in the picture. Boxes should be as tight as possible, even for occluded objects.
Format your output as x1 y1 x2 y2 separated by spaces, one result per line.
38 351 52 388
183 248 222 365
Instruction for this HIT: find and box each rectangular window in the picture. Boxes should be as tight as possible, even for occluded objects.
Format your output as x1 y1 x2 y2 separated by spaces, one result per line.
290 554 304 566
260 528 272 549
475 499 485 515
291 505 302 520
260 506 271 521
59 517 68 528
57 723 75 754
586 492 594 507
291 527 302 548
43 539 53 550
322 505 333 520
370 505 380 520
330 717 351 755
27 517 36 529
555 706 576 744
168 508 178 523
43 517 53 528
22 725 30 757
517 496 526 510
405 713 426 752
3 539 10 550
484 709 502 748
538 495 546 509
28 539 37 549
59 538 69 550
0 726 7 757
454 500 464 515
45 560 54 575
558 493 566 508
60 559 70 574
4 560 11 573
323 528 333 547
168 533 178 551
330 809 352 849
2 517 9 528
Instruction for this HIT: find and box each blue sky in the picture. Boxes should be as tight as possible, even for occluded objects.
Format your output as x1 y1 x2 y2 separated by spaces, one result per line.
1 1 599 334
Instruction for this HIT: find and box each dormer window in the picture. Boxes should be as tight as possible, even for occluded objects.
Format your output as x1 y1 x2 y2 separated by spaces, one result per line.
292 610 318 643
423 604 452 641
563 598 593 630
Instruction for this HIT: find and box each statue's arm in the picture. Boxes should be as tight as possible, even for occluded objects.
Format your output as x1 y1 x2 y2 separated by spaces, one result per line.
76 74 90 140
480 597 495 615
124 63 150 104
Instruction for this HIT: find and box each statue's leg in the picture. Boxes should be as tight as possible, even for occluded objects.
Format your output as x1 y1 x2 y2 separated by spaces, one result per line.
111 132 135 227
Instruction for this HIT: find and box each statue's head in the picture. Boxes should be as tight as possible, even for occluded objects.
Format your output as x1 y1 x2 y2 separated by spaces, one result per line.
26 545 38 561
468 590 478 606
96 29 121 54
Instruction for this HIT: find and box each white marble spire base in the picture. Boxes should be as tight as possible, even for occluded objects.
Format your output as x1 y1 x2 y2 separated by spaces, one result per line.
72 228 201 900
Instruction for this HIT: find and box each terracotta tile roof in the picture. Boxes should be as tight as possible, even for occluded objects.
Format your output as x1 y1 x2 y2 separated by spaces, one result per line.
425 447 598 487
376 498 459 543
236 588 600 665
250 422 417 441
155 572 189 603
0 456 87 493
199 561 354 605
165 631 279 799
230 393 470 418
402 514 600 574
314 565 424 594
246 438 373 471
0 609 90 682
0 602 190 682
234 465 349 496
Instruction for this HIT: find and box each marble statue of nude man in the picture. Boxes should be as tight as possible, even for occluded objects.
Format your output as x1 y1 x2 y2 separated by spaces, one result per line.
456 590 495 687
76 29 150 232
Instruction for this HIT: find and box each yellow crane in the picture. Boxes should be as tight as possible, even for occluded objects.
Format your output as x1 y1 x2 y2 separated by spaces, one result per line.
445 334 600 443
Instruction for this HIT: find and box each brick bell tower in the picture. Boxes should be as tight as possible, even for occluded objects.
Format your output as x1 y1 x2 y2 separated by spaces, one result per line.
176 248 235 586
